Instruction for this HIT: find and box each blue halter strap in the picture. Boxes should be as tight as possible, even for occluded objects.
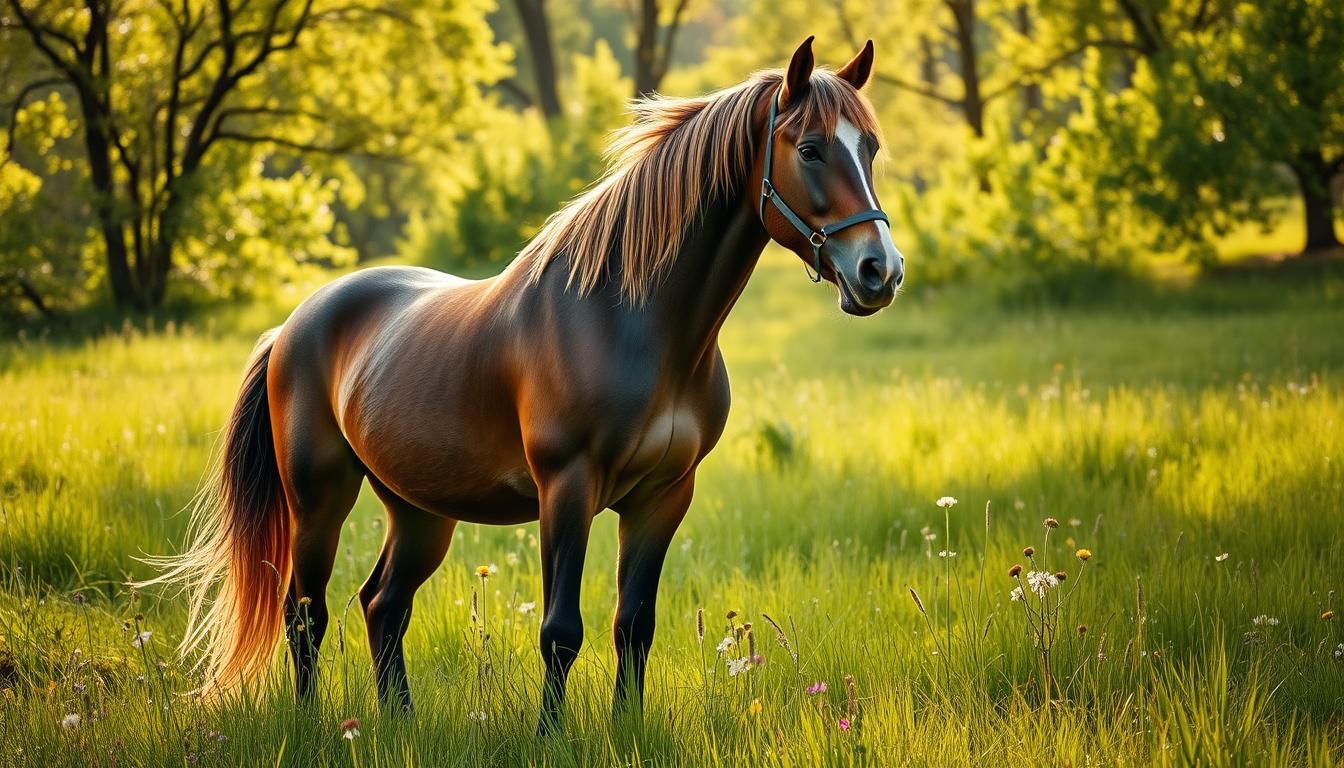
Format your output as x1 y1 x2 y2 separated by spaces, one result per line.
758 88 890 282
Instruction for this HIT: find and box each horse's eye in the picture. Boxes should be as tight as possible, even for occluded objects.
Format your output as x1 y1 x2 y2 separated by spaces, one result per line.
799 145 821 162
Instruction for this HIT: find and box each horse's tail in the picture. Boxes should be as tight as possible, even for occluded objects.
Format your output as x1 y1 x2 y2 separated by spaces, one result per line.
137 328 290 695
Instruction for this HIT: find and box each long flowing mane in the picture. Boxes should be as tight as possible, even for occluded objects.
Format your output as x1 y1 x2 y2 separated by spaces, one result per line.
519 69 882 303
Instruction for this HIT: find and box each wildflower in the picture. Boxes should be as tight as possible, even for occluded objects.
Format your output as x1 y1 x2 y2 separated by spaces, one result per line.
1055 571 1068 582
838 718 852 732
726 610 738 620
716 636 735 653
697 608 705 642
806 681 828 695
726 656 752 677
938 550 957 558
1334 643 1344 660
1252 615 1280 627
746 698 762 717
72 592 86 605
1043 517 1059 529
72 682 86 694
515 528 527 540
505 552 520 566
467 710 487 722
1075 549 1092 562
1009 586 1025 602
341 718 360 740
517 601 536 615
936 496 958 509
131 630 152 649
1323 610 1336 621
1069 518 1082 528
1026 571 1058 598
1215 552 1229 562
488 563 498 575
60 714 81 730
1008 563 1023 578
1023 546 1035 557
1077 624 1088 636
298 596 312 606
751 654 765 666
474 565 491 578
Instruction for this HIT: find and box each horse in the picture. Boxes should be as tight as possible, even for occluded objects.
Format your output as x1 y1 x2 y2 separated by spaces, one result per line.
143 36 903 733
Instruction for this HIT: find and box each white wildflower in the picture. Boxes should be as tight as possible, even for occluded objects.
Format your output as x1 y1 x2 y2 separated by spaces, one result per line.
505 552 520 566
1009 586 1025 602
487 563 498 575
936 496 958 509
1252 615 1280 627
131 630 152 649
60 714 81 730
716 636 735 653
938 550 957 558
467 710 487 722
726 656 752 677
1026 571 1058 598
1215 552 1229 562
517 601 536 615
1334 643 1343 660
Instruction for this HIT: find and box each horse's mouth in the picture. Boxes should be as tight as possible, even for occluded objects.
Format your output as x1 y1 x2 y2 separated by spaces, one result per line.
836 277 884 317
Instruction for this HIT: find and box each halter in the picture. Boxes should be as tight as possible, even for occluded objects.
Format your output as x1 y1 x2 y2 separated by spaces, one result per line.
758 88 890 282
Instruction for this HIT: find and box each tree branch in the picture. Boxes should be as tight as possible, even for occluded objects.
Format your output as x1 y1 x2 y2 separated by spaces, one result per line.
873 72 962 107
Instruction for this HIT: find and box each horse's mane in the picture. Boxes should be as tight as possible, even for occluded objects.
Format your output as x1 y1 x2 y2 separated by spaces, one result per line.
519 68 882 304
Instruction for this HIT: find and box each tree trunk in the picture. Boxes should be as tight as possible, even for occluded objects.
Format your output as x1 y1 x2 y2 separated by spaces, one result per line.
948 0 985 139
1016 5 1042 114
1293 150 1341 253
512 0 562 118
634 0 662 98
77 91 139 308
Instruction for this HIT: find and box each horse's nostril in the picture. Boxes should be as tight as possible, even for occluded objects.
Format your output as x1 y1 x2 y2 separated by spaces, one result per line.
858 256 885 292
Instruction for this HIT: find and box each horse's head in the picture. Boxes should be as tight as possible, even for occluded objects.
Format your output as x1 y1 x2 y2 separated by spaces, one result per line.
757 37 903 316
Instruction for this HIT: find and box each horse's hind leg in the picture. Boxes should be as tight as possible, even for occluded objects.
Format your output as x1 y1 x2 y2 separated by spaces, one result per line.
359 481 455 712
275 418 364 702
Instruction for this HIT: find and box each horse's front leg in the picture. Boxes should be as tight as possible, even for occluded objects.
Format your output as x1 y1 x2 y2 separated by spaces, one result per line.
535 461 599 735
611 475 694 718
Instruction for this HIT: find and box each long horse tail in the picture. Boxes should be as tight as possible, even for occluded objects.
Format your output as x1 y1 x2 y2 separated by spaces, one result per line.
137 328 290 695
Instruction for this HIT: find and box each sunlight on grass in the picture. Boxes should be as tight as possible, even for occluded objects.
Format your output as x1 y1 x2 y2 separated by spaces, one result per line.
2 262 1343 765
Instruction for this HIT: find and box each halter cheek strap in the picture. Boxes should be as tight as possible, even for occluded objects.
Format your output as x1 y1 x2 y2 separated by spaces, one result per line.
758 88 890 282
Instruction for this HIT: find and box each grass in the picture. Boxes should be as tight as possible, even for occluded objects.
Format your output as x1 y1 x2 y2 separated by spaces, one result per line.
1 251 1343 765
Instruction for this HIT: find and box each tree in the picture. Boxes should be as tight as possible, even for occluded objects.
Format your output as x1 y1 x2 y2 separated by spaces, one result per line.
1 0 501 309
630 0 691 97
1199 0 1342 252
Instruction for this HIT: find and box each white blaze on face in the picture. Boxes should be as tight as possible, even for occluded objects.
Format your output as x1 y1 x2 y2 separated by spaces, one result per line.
835 118 904 283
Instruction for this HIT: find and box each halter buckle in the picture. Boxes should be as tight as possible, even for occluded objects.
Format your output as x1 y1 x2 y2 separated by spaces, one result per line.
809 231 827 248
761 179 774 199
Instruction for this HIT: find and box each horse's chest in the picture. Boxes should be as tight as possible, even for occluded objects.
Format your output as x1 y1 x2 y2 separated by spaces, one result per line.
616 401 712 489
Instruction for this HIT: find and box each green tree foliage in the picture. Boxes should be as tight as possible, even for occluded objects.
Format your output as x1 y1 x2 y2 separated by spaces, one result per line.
403 42 629 270
0 0 503 311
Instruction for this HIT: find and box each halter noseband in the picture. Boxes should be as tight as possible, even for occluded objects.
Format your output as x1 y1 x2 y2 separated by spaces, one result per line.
758 88 890 282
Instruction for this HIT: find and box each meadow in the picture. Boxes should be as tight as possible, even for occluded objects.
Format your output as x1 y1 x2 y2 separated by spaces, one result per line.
2 252 1343 766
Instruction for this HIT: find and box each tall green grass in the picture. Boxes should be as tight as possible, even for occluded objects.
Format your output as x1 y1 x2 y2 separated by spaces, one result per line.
1 254 1342 765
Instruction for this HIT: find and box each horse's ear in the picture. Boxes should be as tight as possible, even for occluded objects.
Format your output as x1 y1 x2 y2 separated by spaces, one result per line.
780 36 815 108
836 39 874 90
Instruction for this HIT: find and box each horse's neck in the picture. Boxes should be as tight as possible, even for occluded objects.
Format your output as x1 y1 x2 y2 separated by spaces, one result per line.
645 194 771 366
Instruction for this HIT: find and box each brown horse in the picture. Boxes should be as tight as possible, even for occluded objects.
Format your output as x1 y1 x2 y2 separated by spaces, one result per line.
144 36 902 732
